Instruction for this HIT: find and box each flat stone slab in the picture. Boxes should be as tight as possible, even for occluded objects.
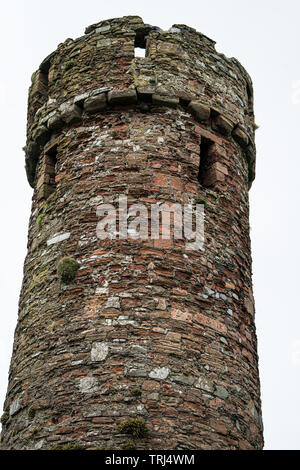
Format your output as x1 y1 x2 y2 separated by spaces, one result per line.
47 232 71 246
107 89 137 105
84 93 107 113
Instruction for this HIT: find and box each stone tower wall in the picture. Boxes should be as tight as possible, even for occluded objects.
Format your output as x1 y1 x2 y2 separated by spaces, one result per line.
0 16 263 450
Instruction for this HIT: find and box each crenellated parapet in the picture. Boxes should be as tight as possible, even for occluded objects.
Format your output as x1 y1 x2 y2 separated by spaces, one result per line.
25 16 256 188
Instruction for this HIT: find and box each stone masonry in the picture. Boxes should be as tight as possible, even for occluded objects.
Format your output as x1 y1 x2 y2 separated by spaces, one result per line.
0 16 263 450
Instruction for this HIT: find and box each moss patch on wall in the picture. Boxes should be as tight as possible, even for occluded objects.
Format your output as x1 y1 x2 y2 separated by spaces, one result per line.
57 257 79 284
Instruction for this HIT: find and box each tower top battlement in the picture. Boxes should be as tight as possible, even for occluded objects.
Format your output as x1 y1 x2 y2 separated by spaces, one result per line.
26 16 256 188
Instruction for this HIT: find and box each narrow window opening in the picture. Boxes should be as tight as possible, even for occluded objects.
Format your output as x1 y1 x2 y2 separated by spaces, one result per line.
40 146 57 200
31 65 49 116
198 137 213 187
38 71 48 97
246 82 255 125
39 57 51 99
246 82 253 108
45 150 57 189
134 29 147 57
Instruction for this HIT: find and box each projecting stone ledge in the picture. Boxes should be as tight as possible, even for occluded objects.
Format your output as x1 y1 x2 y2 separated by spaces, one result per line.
188 101 211 121
25 87 256 189
83 93 107 113
108 89 137 105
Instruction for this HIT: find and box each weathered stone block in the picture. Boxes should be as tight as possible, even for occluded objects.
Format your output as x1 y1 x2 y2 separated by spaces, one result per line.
149 367 170 380
212 114 234 136
188 101 210 121
137 86 156 98
84 93 107 113
108 89 137 105
73 92 90 106
177 90 194 104
47 232 71 246
152 94 179 107
97 38 112 48
95 25 111 34
126 368 148 378
91 342 109 361
232 126 249 147
214 385 229 400
78 377 98 393
195 374 214 393
59 102 82 124
33 125 50 146
47 112 64 131
9 396 23 416
172 374 195 386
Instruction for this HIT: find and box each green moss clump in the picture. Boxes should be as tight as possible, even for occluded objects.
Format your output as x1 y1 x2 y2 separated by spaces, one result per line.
196 197 208 208
50 442 85 450
122 439 136 450
36 203 48 228
28 407 36 419
1 412 9 425
131 388 142 397
36 213 45 227
64 60 75 71
57 257 79 284
118 416 148 438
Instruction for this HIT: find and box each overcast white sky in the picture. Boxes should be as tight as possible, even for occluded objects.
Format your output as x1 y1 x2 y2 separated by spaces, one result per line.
0 0 299 450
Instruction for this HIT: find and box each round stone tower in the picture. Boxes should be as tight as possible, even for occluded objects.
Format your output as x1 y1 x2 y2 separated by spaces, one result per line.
0 16 263 450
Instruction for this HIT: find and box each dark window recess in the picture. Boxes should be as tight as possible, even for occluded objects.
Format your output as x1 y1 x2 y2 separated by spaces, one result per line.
198 137 213 187
45 152 57 186
42 147 57 199
38 55 52 99
31 61 50 118
246 82 253 108
134 29 147 57
37 71 48 97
